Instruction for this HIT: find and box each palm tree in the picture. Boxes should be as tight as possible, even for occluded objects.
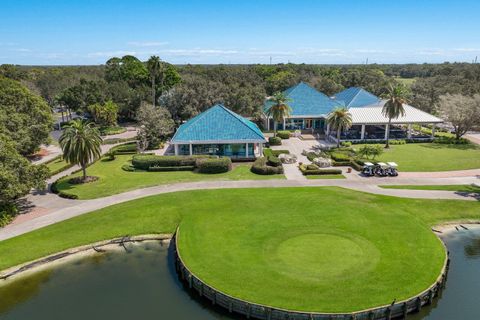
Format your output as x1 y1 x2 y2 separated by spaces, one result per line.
59 119 102 181
266 92 292 137
381 84 409 148
147 55 162 107
326 108 352 148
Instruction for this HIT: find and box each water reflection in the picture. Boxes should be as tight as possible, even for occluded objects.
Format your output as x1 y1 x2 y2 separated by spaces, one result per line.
1 229 480 320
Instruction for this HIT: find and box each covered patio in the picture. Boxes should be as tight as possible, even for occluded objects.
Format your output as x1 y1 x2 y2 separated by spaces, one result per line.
326 103 444 143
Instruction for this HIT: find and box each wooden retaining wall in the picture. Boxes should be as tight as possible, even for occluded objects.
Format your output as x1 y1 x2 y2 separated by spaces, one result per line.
173 232 450 320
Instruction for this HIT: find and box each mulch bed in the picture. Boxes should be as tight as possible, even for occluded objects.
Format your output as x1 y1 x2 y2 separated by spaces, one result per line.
68 176 99 185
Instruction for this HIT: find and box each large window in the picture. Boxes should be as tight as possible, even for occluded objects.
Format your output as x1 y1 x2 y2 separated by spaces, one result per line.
180 143 255 158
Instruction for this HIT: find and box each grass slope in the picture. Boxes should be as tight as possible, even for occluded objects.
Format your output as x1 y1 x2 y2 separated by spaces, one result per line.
381 184 480 193
354 143 480 172
0 187 479 312
55 155 284 199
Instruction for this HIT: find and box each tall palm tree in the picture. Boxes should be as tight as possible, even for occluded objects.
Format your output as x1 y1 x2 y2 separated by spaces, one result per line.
381 84 409 148
59 119 102 181
147 55 162 107
326 107 352 148
266 92 292 137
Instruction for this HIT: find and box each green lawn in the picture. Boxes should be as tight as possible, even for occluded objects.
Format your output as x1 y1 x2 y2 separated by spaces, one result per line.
381 184 480 193
354 143 480 171
305 174 345 179
45 157 70 174
1 188 479 312
55 155 284 199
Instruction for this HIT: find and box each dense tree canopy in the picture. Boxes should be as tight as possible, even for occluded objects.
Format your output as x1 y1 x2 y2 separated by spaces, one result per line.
0 76 53 155
0 135 49 207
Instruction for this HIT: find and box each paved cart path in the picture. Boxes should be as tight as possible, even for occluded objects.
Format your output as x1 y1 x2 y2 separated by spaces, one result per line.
1 175 479 241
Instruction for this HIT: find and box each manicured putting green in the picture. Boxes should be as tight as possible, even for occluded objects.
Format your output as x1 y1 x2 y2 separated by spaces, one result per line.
177 193 446 313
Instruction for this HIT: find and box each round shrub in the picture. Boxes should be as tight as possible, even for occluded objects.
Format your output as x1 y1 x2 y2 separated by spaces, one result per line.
197 157 232 174
277 131 291 139
269 136 282 146
251 158 284 175
267 155 282 167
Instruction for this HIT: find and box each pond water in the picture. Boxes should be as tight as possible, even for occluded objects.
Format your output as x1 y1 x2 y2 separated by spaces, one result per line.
1 229 480 320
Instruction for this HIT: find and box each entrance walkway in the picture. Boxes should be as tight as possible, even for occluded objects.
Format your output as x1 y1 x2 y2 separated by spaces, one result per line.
270 137 336 180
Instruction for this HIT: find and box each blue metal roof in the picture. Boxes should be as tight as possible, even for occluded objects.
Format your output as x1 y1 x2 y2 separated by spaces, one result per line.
171 104 265 143
333 87 380 108
263 82 342 117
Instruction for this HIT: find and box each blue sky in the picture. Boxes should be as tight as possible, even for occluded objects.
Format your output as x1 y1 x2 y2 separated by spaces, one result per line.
1 0 480 65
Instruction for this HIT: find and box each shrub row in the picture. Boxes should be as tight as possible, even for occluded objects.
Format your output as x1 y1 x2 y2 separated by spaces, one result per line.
111 142 137 154
196 157 232 174
147 165 195 172
132 155 198 170
434 136 470 145
330 151 351 162
263 148 290 157
102 137 136 145
43 155 75 177
251 157 284 175
268 136 282 146
299 164 342 175
276 130 291 139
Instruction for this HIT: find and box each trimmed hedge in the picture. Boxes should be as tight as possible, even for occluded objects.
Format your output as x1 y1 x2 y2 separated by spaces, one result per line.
267 155 282 167
277 131 291 139
268 136 282 146
263 148 290 157
330 152 351 162
251 157 284 175
299 165 342 176
148 165 195 172
197 157 232 174
44 155 75 177
132 155 198 170
434 136 470 145
111 142 137 154
102 137 136 145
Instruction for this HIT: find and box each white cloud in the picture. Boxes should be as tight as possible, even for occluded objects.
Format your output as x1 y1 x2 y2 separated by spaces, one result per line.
453 48 480 52
87 50 138 58
127 41 169 47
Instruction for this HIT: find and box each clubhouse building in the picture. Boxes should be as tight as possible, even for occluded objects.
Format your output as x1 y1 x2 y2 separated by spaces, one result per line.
262 82 443 142
171 104 266 158
169 83 443 159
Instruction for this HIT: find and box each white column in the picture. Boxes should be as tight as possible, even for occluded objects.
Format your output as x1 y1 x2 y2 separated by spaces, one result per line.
326 123 330 135
431 124 436 138
407 124 412 139
360 125 366 140
258 143 263 157
384 124 389 140
189 144 193 155
245 143 249 158
283 118 286 130
174 144 179 155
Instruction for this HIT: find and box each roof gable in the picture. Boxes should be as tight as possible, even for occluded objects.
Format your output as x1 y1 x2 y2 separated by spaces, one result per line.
171 104 265 143
334 87 380 108
264 82 342 116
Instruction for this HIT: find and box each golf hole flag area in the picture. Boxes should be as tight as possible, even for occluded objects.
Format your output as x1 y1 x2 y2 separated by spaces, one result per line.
176 188 446 313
